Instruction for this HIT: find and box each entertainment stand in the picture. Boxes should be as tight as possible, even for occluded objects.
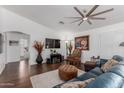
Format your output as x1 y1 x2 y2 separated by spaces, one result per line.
50 54 62 64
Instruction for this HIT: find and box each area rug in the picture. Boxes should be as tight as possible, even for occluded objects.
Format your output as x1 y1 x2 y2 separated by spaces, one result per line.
30 69 85 88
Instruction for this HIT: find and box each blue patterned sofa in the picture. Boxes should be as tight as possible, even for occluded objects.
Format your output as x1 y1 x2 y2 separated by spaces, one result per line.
54 55 124 88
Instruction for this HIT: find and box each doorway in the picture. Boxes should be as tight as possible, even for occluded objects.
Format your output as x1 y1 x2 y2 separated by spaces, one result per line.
4 31 30 63
20 39 29 60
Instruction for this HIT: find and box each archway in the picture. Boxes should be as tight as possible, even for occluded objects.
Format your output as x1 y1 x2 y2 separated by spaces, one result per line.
4 31 30 63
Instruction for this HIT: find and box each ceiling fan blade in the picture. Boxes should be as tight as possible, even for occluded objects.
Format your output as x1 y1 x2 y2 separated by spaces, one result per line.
89 17 106 20
74 7 84 18
64 17 82 19
90 8 114 17
70 19 82 23
86 5 99 17
78 20 84 26
87 20 92 25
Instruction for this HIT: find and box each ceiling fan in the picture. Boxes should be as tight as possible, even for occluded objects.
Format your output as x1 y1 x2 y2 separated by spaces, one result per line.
65 5 114 26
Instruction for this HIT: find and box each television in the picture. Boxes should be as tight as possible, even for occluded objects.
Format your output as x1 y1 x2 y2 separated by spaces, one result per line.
0 33 2 53
45 38 60 49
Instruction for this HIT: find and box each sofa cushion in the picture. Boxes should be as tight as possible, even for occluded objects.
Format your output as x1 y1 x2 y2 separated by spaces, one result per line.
76 72 97 81
86 72 124 88
112 55 124 62
121 82 124 88
96 61 101 67
89 67 103 76
101 59 118 72
100 59 108 66
108 64 124 78
96 59 108 67
61 78 95 88
118 61 124 65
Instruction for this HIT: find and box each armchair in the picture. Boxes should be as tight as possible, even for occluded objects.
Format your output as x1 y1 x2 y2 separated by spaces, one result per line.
66 49 81 66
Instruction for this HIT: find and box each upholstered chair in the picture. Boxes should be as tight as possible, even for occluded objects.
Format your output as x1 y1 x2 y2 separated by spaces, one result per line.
66 49 81 66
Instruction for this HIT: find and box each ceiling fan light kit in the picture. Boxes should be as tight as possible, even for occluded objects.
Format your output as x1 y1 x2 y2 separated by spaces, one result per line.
83 17 88 21
65 5 114 26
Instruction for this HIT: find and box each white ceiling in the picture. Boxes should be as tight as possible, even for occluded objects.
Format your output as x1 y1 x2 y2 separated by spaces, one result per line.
2 5 124 32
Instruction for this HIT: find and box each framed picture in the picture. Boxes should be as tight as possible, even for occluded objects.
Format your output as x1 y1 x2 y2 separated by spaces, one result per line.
75 35 89 50
9 40 19 46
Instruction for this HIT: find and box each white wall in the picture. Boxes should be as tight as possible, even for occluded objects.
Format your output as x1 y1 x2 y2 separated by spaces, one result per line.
0 7 6 74
58 31 75 58
73 22 124 63
0 7 62 67
0 34 6 74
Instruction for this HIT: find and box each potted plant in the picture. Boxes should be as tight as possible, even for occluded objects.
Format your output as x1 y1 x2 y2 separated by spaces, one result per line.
33 40 44 64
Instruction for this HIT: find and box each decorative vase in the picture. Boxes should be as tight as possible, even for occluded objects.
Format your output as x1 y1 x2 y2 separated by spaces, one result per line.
36 53 43 64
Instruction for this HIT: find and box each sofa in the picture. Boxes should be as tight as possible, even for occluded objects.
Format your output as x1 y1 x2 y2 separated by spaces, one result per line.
54 55 124 88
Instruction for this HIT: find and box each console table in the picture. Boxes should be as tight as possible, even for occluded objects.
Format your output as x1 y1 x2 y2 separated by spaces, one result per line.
50 54 62 64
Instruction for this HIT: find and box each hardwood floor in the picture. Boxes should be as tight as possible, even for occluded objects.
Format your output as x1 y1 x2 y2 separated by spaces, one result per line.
0 60 84 88
0 60 31 88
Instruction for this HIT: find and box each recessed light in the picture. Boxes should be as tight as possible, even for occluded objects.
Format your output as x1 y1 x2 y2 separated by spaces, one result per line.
59 21 64 24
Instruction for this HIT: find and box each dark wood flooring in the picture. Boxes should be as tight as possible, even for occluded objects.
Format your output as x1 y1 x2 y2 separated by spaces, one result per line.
0 60 84 88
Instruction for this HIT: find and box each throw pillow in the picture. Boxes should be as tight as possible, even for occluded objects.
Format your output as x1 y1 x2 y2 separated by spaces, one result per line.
101 59 118 72
60 78 95 88
112 55 124 62
100 59 108 66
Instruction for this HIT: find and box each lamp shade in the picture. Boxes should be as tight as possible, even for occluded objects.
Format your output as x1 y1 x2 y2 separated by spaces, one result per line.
120 42 124 46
